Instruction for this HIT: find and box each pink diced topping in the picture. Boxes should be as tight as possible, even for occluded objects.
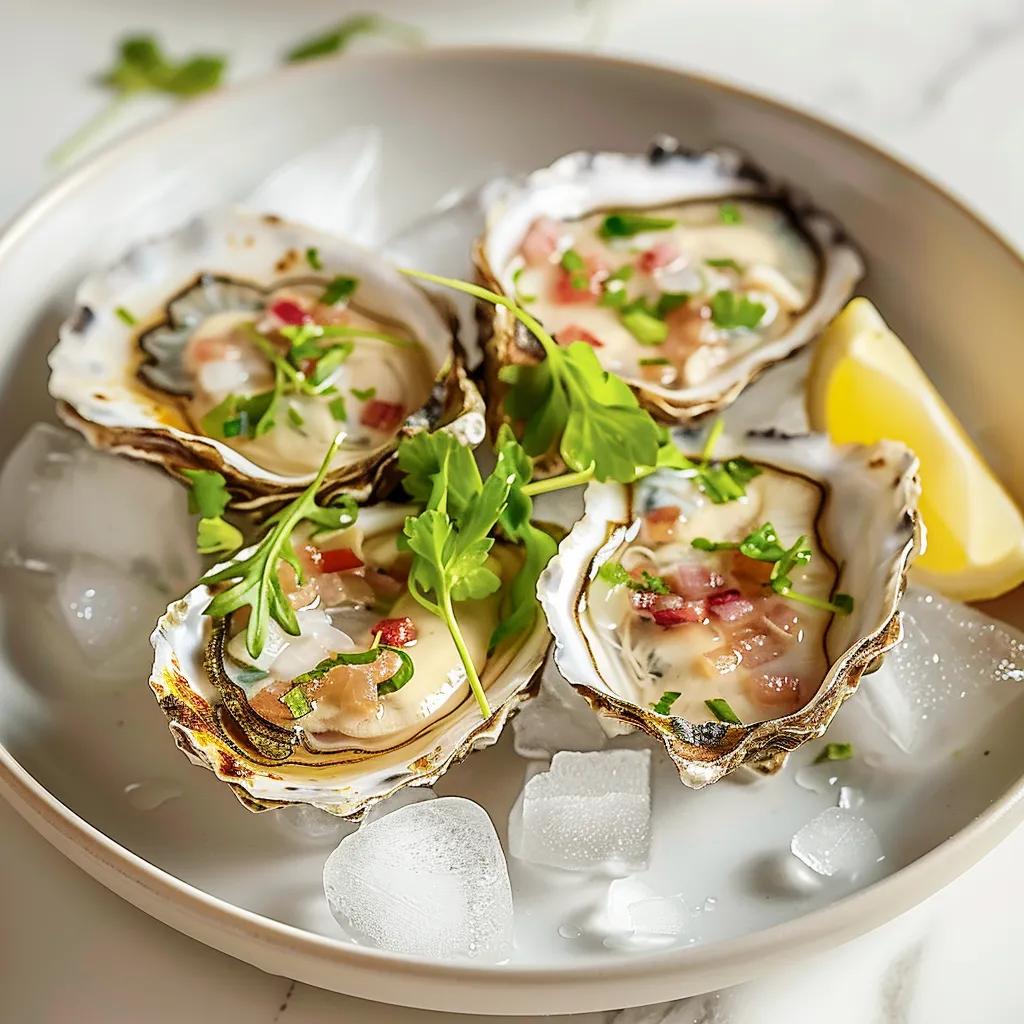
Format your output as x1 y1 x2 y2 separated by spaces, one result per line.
633 592 708 627
746 672 801 710
731 628 787 668
552 254 609 305
269 299 311 325
630 589 658 612
764 599 801 634
521 217 563 265
672 562 727 599
640 505 682 544
555 324 604 347
707 589 756 623
636 241 681 274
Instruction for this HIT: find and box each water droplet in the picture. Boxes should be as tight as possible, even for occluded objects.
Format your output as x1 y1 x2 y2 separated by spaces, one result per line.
557 923 582 940
794 762 841 794
124 779 182 811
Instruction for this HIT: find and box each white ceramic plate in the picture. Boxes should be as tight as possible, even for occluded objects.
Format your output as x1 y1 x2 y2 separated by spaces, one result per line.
1 48 1023 1017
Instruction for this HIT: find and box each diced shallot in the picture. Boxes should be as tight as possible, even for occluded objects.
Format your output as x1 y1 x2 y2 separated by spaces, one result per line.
521 217 563 265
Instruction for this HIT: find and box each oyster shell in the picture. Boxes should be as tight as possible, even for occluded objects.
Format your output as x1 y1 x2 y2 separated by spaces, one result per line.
149 502 549 816
49 208 484 511
538 431 920 787
475 140 863 434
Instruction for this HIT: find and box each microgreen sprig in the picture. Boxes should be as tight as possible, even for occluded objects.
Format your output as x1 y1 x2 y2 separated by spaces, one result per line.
201 435 356 658
285 14 424 63
182 469 243 555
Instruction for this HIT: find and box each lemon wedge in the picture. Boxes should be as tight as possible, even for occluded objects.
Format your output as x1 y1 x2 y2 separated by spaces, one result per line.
807 297 1024 601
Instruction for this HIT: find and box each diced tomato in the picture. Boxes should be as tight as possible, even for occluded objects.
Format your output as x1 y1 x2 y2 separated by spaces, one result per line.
640 505 682 544
318 547 363 573
269 299 311 325
636 241 681 274
371 616 418 647
552 254 608 305
360 400 405 432
555 324 604 348
672 562 727 599
707 590 756 623
521 217 563 265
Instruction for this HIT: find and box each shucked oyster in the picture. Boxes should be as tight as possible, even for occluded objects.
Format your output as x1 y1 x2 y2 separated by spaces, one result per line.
539 431 920 787
150 501 549 815
476 140 863 428
49 208 484 510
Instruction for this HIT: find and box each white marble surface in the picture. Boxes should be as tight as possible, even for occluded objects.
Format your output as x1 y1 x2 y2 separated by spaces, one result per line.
3 0 1024 1019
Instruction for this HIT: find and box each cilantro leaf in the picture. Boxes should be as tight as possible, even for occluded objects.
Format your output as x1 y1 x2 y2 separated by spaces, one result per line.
397 430 482 516
621 304 668 346
286 14 423 63
196 516 244 556
710 290 766 330
597 561 669 594
719 203 743 225
321 276 358 306
182 469 232 519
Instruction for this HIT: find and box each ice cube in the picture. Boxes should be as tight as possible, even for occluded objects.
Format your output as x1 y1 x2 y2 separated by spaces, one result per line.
242 127 382 245
323 796 513 960
0 424 199 591
508 749 651 872
361 785 436 826
56 555 169 670
860 585 1024 754
606 878 687 938
273 804 356 844
513 657 607 759
791 806 883 878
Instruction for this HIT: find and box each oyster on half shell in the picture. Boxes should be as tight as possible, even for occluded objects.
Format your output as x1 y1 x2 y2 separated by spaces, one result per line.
539 431 920 787
475 139 863 436
49 208 484 511
150 502 549 816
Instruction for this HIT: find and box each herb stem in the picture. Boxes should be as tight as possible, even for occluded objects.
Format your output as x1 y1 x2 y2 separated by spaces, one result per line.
441 591 491 718
315 325 417 349
520 464 596 497
49 95 129 168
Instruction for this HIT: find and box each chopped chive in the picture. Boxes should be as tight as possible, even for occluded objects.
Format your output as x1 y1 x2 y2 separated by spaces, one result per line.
287 404 305 428
651 690 681 715
222 417 243 438
719 202 743 225
305 247 323 271
281 686 313 719
115 306 137 326
560 248 588 291
329 395 348 421
350 386 376 401
705 698 742 725
621 306 668 346
321 275 358 306
655 292 689 318
599 212 677 239
639 357 671 366
815 742 854 764
705 257 743 272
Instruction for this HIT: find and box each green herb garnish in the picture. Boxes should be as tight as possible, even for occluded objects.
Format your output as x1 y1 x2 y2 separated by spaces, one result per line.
201 437 357 658
560 248 590 291
305 247 323 271
710 290 766 330
598 561 670 594
52 35 225 167
655 292 690 318
511 266 537 305
815 742 854 764
287 404 305 429
351 386 376 401
281 686 313 720
182 468 243 556
329 395 348 422
286 14 423 63
321 276 358 306
599 213 677 239
705 257 743 272
291 646 415 696
639 357 671 367
651 691 681 715
399 269 662 484
691 522 854 615
705 698 742 724
718 202 743 225
621 304 669 346
115 306 137 326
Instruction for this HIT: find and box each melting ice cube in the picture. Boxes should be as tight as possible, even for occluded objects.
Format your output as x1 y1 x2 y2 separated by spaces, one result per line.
323 797 513 960
508 749 651 872
791 806 883 878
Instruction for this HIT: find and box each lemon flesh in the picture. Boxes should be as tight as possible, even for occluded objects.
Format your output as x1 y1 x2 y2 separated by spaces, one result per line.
807 298 1024 601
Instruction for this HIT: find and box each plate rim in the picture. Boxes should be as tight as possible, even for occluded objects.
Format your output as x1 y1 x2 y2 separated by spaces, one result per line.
2 44 1023 1015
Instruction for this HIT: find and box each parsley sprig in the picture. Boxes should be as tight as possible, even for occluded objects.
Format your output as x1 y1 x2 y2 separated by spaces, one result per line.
52 35 225 167
598 561 670 594
691 521 854 615
201 435 357 658
399 268 662 483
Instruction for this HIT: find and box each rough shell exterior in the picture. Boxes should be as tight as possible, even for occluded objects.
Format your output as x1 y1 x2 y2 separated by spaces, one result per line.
149 503 550 817
49 208 485 512
538 431 921 787
475 139 864 449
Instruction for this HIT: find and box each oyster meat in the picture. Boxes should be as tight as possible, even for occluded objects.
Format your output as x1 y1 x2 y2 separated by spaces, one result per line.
476 140 863 426
150 502 549 815
539 431 920 786
49 208 484 510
